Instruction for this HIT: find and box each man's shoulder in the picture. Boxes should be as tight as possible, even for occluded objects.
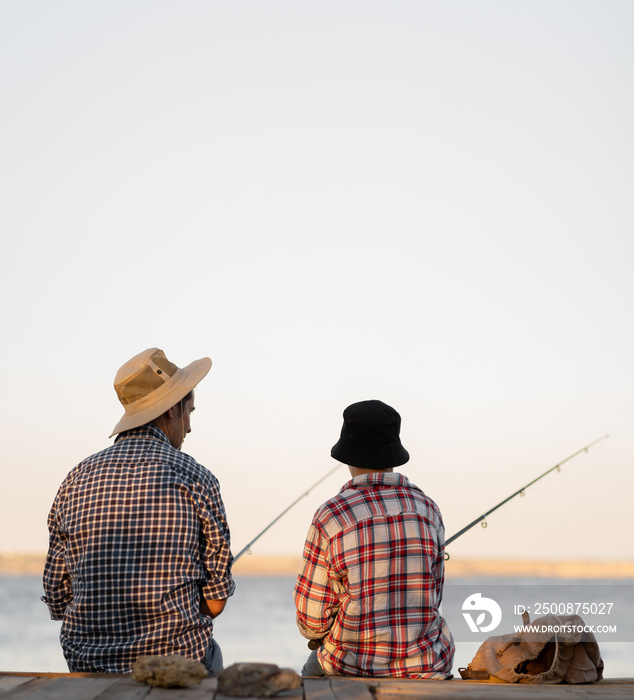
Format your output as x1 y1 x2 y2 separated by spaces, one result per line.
72 430 215 484
170 449 216 484
71 441 124 472
138 438 215 485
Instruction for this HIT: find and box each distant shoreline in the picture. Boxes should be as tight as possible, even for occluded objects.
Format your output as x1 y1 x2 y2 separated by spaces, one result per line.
231 555 634 579
2 552 633 579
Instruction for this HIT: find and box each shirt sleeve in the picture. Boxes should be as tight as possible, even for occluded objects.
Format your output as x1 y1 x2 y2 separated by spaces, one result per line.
41 484 73 620
293 521 340 640
193 473 235 602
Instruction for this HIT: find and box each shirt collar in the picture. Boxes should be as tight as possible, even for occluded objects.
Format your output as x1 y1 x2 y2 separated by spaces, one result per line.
340 470 410 493
114 422 171 445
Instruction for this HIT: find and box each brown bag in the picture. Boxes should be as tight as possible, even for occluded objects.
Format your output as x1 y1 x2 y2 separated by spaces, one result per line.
459 612 604 684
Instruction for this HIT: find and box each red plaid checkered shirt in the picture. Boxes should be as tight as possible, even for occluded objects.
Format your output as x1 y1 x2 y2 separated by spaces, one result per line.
294 471 454 678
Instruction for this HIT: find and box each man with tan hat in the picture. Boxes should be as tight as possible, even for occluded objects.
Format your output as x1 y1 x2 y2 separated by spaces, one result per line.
42 348 234 674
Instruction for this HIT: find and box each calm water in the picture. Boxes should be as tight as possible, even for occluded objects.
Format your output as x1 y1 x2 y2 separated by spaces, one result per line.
1 575 632 677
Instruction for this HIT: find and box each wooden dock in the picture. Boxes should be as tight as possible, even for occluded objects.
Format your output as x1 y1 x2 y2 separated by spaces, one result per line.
1 673 633 700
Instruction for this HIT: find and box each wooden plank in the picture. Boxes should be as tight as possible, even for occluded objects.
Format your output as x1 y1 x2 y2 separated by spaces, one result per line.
373 679 634 699
274 688 304 700
1 674 632 700
0 678 36 695
215 688 303 700
0 679 52 700
141 677 217 700
594 679 634 685
90 677 152 700
315 676 634 700
303 678 374 700
303 678 339 700
0 673 121 679
329 679 374 700
0 676 121 700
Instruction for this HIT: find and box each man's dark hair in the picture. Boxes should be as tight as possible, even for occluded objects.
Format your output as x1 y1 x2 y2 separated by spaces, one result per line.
177 390 194 412
154 391 194 422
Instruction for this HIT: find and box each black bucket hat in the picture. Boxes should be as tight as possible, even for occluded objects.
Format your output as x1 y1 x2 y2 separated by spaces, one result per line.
331 399 410 469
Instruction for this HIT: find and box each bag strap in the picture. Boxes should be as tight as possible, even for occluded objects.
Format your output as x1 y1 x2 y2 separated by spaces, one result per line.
458 668 490 680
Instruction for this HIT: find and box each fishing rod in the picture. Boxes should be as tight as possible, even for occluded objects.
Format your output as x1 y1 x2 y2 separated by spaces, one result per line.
445 434 609 551
233 435 608 561
233 463 343 562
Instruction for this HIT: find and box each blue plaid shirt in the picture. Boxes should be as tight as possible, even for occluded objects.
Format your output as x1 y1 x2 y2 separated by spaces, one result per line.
42 423 234 673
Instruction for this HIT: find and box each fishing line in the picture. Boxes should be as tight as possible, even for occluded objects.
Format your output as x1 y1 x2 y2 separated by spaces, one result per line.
444 434 609 555
233 463 343 562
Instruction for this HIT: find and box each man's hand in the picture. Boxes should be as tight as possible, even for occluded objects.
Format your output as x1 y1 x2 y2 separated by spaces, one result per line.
200 598 227 618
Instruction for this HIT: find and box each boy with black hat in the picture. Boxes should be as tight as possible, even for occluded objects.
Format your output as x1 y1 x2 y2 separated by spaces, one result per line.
294 399 454 678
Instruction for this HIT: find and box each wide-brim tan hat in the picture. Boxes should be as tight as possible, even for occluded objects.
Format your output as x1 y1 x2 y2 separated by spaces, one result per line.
110 348 212 437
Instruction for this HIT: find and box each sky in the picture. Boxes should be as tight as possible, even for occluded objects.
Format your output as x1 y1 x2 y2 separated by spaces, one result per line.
1 1 632 563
